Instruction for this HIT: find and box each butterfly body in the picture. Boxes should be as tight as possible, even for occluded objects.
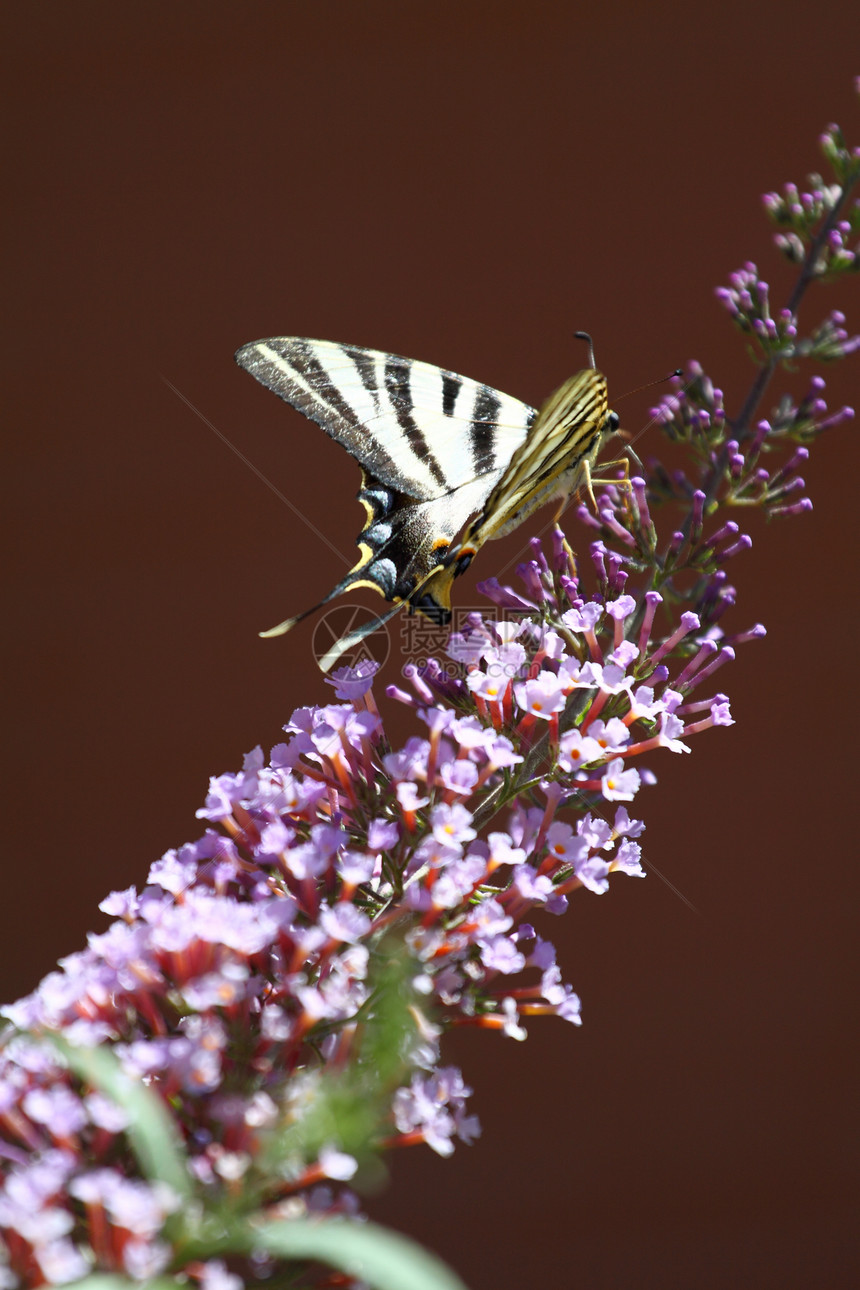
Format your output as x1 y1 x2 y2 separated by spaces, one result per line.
235 337 618 667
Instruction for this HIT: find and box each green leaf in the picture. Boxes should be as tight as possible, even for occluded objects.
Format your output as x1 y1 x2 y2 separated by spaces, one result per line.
44 1034 192 1201
241 1217 469 1290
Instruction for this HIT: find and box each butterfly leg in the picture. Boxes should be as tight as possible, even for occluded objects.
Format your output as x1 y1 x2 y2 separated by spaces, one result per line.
550 495 581 577
589 454 635 522
549 456 606 570
589 455 631 488
552 454 636 574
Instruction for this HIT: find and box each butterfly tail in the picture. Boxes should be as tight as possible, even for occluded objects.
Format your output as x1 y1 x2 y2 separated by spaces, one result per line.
258 573 365 639
318 601 406 673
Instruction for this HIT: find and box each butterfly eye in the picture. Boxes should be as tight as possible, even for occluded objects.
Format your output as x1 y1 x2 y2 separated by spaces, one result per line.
607 411 620 432
454 551 474 577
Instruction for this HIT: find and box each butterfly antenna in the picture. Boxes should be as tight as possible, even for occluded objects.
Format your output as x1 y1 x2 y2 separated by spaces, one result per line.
573 330 596 368
615 368 683 403
614 369 687 455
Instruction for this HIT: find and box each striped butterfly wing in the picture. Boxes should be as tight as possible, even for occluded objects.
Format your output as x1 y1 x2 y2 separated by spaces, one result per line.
235 338 537 630
414 364 615 626
457 366 613 552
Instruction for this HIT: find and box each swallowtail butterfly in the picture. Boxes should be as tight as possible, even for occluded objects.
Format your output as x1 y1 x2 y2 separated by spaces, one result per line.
235 335 620 671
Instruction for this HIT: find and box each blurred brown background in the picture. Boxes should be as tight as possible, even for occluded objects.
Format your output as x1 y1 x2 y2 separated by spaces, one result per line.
3 4 859 1287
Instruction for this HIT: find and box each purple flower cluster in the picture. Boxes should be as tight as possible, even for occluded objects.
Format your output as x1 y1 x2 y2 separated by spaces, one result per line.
715 262 800 358
716 262 859 362
648 362 854 521
0 560 740 1284
764 117 860 281
716 115 859 369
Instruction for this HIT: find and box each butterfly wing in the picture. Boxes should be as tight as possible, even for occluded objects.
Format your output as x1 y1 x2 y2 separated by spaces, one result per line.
457 367 613 552
235 338 535 499
235 338 537 630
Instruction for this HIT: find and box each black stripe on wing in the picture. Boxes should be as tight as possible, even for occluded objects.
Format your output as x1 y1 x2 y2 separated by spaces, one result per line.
471 386 502 475
236 338 538 502
441 372 463 416
383 356 447 490
342 343 382 411
236 338 410 490
283 338 360 428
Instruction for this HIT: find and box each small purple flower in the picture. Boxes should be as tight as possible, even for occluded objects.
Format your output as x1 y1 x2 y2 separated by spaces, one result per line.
368 817 400 851
430 802 477 847
600 759 641 802
614 839 646 878
182 963 254 1010
465 668 508 703
555 991 583 1026
512 864 555 903
710 699 735 726
200 1261 246 1290
392 1068 475 1157
256 819 292 857
326 659 380 700
430 854 486 909
196 773 242 821
35 1239 90 1284
606 594 636 621
608 639 639 669
545 822 589 866
574 854 612 895
21 1086 88 1137
613 807 645 839
407 835 463 878
446 630 490 666
658 712 691 754
586 717 630 755
514 672 566 718
558 728 603 773
99 886 141 919
561 602 603 633
384 737 430 782
84 1091 131 1133
396 781 430 812
337 849 377 885
437 758 480 795
483 639 529 678
628 685 663 721
485 735 523 769
486 832 527 869
319 902 372 945
477 934 526 974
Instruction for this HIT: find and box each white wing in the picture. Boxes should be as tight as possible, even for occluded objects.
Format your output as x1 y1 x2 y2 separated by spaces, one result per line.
235 337 536 500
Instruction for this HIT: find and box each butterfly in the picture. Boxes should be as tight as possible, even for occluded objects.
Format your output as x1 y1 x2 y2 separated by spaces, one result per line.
235 334 620 671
